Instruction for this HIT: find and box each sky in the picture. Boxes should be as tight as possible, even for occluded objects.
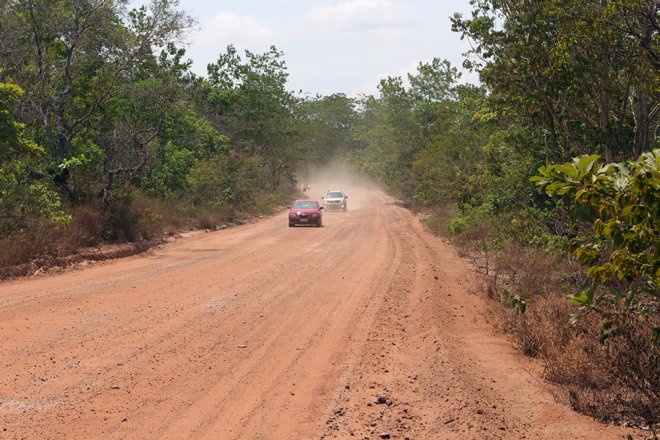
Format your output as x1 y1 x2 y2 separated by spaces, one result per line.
166 0 480 97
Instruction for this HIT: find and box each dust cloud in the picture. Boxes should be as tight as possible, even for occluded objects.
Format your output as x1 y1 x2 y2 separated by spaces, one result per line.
297 161 383 211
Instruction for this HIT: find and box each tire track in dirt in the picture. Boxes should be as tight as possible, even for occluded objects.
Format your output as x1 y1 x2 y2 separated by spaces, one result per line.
0 185 636 440
318 201 635 440
160 193 402 439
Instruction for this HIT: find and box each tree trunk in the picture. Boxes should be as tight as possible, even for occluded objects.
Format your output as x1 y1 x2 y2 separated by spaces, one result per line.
632 3 655 159
633 85 651 159
599 0 613 163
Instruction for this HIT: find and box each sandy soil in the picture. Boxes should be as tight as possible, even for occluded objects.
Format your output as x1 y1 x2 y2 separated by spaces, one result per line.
0 182 636 439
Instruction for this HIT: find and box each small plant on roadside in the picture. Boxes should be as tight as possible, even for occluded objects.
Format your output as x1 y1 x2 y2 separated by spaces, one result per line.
532 151 659 421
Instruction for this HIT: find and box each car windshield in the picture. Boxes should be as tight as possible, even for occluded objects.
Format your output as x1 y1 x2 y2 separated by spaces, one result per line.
325 192 343 198
292 201 318 209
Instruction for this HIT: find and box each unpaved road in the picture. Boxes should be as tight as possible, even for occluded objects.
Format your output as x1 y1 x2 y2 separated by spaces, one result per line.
0 184 634 439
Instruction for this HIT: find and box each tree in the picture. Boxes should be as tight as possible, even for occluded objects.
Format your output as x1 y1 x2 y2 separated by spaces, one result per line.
0 0 194 167
352 59 464 203
94 42 194 205
352 76 419 201
205 45 300 190
452 0 659 162
296 93 357 164
412 84 493 208
0 78 41 162
408 58 461 132
142 102 229 200
0 78 67 237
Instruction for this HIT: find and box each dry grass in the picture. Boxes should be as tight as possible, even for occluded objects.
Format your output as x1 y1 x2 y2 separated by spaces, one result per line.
69 205 102 246
0 221 78 268
452 231 658 428
485 251 658 428
194 206 234 230
419 206 453 236
0 195 236 271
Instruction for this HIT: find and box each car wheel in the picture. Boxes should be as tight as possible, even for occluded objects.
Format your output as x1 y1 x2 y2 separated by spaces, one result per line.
288 223 294 227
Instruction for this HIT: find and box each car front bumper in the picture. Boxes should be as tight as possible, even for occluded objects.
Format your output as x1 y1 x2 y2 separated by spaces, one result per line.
289 217 322 225
324 203 346 210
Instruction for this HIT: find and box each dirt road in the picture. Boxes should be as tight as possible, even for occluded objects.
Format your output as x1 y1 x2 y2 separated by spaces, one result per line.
0 183 634 439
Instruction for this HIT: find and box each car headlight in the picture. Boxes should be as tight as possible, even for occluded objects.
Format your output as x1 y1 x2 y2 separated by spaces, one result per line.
289 212 297 217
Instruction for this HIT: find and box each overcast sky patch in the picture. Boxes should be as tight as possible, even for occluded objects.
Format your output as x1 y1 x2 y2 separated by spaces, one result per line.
194 12 279 49
130 0 478 96
306 0 416 35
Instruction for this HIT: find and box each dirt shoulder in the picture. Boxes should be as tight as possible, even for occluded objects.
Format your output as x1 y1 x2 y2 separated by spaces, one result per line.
0 221 251 281
0 240 155 280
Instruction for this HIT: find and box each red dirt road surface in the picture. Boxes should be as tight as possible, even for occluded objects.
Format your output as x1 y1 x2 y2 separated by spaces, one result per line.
0 184 634 439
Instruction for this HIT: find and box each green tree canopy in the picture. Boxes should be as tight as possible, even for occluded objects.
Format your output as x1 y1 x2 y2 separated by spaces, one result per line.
0 79 42 163
452 0 659 162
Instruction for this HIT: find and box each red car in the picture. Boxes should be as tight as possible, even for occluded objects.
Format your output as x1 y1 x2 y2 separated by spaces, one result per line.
288 199 323 227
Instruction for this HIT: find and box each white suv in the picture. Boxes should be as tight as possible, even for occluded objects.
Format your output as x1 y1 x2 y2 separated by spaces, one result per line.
322 190 348 211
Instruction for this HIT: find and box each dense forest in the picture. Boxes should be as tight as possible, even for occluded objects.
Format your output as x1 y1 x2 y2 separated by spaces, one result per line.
0 0 657 427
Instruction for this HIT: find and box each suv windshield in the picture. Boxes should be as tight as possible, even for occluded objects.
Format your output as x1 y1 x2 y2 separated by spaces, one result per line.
325 192 344 198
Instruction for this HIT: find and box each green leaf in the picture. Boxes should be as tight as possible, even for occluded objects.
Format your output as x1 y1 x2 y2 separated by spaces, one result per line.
575 154 600 176
570 285 597 306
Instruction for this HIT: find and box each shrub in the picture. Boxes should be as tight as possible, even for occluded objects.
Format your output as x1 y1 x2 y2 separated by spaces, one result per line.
0 161 70 237
68 205 103 247
531 151 659 425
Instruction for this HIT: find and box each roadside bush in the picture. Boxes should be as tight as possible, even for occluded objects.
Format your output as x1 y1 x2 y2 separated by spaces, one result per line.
494 244 567 298
134 194 216 238
101 189 199 242
68 205 103 247
532 152 659 418
529 295 656 426
490 251 657 426
101 188 187 242
439 152 659 425
186 153 235 209
0 212 94 268
192 206 234 230
0 222 65 267
470 152 659 427
0 161 70 237
419 206 453 236
448 201 496 237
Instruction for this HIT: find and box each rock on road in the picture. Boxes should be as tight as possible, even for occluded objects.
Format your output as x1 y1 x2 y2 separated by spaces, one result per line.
0 183 633 439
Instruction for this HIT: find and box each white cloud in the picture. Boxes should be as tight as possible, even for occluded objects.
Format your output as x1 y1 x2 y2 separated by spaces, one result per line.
193 12 278 48
307 0 416 37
